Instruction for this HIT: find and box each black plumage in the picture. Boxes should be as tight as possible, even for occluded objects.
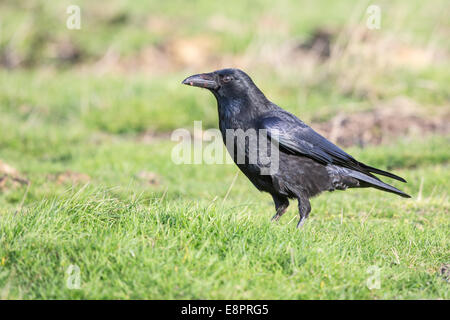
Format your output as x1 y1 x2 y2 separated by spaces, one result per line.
182 68 411 228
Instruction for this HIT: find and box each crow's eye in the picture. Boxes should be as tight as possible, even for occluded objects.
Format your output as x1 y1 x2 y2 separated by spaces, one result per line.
222 76 232 83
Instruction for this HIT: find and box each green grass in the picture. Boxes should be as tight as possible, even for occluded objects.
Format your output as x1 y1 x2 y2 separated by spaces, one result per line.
0 0 449 299
1 190 449 299
0 133 448 299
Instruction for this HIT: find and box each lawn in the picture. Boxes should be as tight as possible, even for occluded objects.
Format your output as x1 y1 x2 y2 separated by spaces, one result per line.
0 0 448 299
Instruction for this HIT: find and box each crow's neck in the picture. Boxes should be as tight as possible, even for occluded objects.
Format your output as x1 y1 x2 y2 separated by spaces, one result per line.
215 92 271 122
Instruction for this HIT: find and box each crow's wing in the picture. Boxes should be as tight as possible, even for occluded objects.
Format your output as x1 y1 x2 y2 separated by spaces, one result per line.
257 112 406 182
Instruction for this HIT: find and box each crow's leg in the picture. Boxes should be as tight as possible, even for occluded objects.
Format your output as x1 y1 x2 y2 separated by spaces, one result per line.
296 196 311 228
271 194 289 222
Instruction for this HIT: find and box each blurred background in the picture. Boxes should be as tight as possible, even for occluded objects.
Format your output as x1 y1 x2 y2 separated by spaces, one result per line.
0 0 449 210
0 0 449 300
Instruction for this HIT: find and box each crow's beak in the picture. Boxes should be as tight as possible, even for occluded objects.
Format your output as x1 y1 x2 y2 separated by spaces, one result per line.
182 72 218 90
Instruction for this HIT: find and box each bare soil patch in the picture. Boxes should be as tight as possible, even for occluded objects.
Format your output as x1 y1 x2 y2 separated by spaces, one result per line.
136 171 161 186
0 161 29 191
48 171 91 185
313 98 450 147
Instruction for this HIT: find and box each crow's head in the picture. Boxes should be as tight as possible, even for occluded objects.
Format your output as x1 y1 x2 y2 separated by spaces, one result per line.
182 68 265 102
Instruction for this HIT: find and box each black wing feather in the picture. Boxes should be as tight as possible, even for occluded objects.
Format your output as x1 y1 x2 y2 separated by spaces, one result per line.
257 111 406 183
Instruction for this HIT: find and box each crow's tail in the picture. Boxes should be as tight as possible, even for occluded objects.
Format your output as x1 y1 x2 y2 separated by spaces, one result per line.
348 170 411 198
359 163 407 183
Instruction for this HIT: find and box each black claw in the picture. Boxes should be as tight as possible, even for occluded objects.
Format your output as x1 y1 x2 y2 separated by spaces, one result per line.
296 217 306 229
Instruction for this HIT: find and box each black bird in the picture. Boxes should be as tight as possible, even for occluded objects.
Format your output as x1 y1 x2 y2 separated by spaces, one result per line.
182 68 411 228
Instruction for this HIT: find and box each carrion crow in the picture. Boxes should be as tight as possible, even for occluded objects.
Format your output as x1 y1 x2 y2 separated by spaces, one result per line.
182 68 411 228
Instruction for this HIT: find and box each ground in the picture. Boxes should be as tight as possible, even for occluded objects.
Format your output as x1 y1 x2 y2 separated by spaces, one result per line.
0 0 448 299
